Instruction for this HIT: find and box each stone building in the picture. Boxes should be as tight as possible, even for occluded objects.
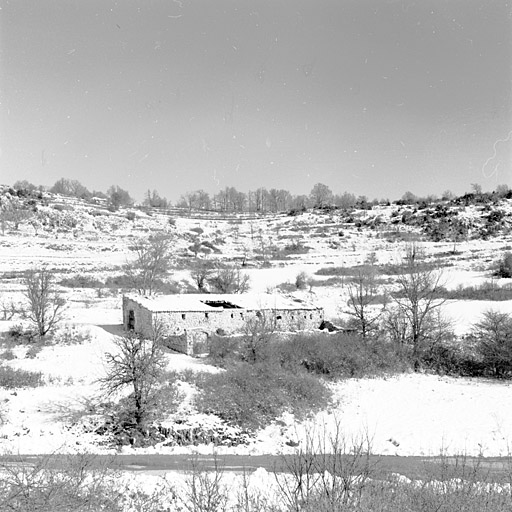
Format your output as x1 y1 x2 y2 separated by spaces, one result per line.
122 293 324 355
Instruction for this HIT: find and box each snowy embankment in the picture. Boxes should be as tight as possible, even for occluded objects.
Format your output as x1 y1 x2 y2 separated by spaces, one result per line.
1 319 512 458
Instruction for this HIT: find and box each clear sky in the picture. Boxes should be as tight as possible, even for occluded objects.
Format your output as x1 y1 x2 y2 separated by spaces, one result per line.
1 0 511 202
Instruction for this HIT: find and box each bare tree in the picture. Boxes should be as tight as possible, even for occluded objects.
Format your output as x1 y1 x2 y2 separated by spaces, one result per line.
100 325 167 429
209 265 250 294
393 244 446 366
23 268 66 337
190 260 214 291
107 185 133 210
50 177 91 198
471 310 512 378
143 189 168 208
0 299 22 321
125 235 173 295
309 183 333 208
242 310 277 363
470 183 483 196
345 265 386 340
333 191 357 209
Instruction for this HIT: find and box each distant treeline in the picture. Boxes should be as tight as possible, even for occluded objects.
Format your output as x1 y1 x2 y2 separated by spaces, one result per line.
9 178 512 214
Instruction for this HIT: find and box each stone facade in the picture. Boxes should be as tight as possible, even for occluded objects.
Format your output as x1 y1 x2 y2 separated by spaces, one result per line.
122 293 324 355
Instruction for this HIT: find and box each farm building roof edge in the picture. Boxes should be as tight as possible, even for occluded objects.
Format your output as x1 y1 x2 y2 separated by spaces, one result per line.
123 293 322 313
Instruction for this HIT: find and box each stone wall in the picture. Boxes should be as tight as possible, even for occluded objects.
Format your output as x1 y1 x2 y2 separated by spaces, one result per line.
123 296 154 337
122 295 324 356
152 308 323 335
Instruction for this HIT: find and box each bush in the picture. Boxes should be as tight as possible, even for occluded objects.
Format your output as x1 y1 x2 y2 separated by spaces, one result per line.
0 453 126 511
274 333 408 379
295 271 310 290
59 275 104 288
283 240 311 254
0 365 43 388
195 362 329 429
5 324 37 343
315 266 356 276
0 349 16 361
436 281 512 301
496 252 512 278
419 343 486 377
54 324 93 345
25 343 43 359
206 335 242 366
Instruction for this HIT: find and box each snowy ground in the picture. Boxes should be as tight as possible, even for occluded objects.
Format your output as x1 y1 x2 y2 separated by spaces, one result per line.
1 199 512 471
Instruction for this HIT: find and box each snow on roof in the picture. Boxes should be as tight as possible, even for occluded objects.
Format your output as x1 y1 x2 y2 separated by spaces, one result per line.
124 293 322 313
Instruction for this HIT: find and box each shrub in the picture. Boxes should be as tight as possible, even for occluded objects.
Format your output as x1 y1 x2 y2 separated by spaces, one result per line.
436 281 512 301
277 422 376 511
0 349 16 361
5 324 37 343
418 341 486 377
496 252 512 278
274 333 408 379
295 271 310 290
195 362 329 429
125 211 136 221
207 334 242 366
59 275 104 288
0 365 43 388
52 203 74 212
25 343 44 359
283 240 311 254
0 453 125 511
54 324 93 345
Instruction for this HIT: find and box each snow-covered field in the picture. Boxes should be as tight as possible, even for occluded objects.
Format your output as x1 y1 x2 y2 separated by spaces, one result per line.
1 194 512 486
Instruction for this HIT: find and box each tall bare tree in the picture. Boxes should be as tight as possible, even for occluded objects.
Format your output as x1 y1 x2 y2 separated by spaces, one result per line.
125 235 173 295
310 183 333 208
345 265 386 340
24 268 66 337
100 325 167 429
393 244 446 364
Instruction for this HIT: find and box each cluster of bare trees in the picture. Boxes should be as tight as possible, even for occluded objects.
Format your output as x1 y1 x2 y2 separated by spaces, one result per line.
344 244 512 376
345 244 448 367
176 184 368 213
